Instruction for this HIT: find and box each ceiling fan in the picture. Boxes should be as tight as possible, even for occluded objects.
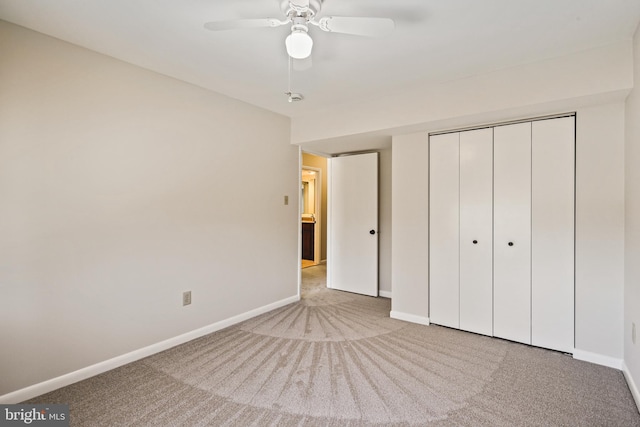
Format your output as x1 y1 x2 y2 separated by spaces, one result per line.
204 0 395 60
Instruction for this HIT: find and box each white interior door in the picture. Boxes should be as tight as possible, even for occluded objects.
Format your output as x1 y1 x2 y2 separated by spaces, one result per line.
459 128 494 336
493 122 532 345
429 133 460 328
328 153 378 296
531 117 575 352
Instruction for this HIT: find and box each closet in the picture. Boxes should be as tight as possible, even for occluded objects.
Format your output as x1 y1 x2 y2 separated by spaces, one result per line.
428 116 575 353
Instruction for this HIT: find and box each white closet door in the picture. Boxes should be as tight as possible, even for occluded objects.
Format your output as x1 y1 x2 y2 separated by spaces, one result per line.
429 133 460 328
531 117 575 353
459 128 493 336
493 122 532 344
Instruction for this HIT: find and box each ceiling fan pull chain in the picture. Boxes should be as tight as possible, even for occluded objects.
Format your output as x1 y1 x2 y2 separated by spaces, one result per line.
286 55 304 103
288 54 292 95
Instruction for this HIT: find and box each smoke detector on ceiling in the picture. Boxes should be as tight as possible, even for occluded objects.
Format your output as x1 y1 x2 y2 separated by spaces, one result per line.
286 92 304 102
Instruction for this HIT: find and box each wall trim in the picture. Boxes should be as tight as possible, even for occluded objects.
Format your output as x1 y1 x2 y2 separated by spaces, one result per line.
379 291 392 299
390 311 430 325
572 349 623 370
0 295 300 404
623 361 640 413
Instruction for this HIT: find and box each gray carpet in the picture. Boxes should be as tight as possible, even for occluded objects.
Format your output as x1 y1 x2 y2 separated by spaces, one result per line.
28 264 640 426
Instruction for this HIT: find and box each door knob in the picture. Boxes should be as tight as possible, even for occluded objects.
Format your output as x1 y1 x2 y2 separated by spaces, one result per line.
473 240 478 244
370 230 376 235
508 242 514 246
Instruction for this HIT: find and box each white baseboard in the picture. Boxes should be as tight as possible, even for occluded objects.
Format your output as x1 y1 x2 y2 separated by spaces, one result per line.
0 295 299 404
572 349 623 370
622 361 640 413
379 290 392 299
390 311 430 325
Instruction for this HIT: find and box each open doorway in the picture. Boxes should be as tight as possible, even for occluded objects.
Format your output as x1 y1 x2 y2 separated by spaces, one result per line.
301 153 328 270
301 168 320 268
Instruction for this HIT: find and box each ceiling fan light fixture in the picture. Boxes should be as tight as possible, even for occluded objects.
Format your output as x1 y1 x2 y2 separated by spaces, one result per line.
285 29 313 59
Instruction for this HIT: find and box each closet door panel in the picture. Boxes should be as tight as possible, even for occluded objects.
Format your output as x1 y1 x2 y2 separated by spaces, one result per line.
493 123 532 344
531 117 575 353
459 128 494 336
429 133 460 328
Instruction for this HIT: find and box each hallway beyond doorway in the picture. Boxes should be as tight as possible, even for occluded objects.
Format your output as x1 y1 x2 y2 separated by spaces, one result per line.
301 259 315 269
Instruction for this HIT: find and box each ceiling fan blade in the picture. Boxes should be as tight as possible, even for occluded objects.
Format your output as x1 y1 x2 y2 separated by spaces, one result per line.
314 16 394 37
204 18 288 31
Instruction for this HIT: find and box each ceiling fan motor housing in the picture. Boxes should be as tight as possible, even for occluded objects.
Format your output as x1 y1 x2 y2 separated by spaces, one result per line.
280 0 323 18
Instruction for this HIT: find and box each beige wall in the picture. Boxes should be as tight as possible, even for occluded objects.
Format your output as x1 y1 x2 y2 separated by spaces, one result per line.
0 21 299 398
390 134 429 322
625 23 640 408
302 153 328 261
378 147 393 296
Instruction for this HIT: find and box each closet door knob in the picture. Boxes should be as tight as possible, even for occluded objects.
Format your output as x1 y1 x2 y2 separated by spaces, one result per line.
508 242 514 246
473 240 478 244
369 230 376 235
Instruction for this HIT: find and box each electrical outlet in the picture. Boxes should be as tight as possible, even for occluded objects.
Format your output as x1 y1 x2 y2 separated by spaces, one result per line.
183 291 192 306
633 322 636 345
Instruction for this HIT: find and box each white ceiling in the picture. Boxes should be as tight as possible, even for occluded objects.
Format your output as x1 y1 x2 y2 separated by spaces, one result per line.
1 0 640 120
